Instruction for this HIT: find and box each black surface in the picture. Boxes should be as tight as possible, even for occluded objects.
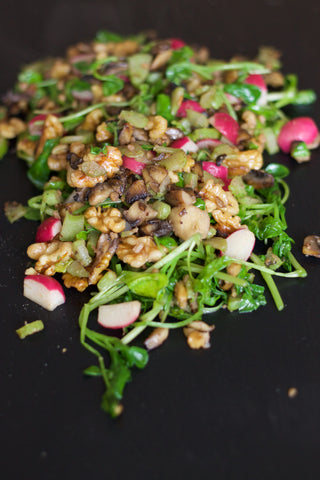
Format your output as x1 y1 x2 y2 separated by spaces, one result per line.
1 1 320 478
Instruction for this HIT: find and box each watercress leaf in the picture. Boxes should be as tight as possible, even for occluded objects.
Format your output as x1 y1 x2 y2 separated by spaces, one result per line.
224 82 262 104
265 163 289 178
102 75 124 96
95 30 124 43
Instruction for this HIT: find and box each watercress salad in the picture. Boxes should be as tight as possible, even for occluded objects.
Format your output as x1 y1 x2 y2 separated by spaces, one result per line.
2 30 318 418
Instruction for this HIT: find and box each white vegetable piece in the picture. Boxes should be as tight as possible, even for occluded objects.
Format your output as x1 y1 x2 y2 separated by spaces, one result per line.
98 301 141 329
170 136 199 153
224 229 255 261
23 274 66 311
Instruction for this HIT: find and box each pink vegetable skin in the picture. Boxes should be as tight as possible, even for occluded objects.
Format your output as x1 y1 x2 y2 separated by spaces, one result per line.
122 156 145 175
23 275 66 311
202 161 230 188
35 217 61 242
98 301 141 329
170 38 186 50
209 112 239 145
244 74 267 105
196 138 222 150
177 100 205 118
171 136 198 153
278 117 319 153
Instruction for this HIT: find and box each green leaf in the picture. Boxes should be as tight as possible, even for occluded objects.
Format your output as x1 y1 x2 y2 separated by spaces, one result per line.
265 163 289 178
27 137 60 189
102 75 124 96
95 30 124 43
18 69 43 84
224 82 262 104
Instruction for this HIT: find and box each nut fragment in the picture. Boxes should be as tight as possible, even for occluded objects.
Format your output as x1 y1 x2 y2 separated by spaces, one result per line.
27 241 73 276
62 272 89 292
85 206 126 233
302 235 320 258
144 327 169 350
117 235 164 268
183 321 215 349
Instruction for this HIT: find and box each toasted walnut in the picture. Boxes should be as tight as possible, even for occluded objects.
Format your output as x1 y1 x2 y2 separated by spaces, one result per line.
183 321 215 349
89 233 119 284
62 272 88 292
117 236 164 268
69 141 86 157
17 137 36 159
67 146 122 188
91 84 104 102
36 114 64 157
96 122 114 142
145 115 168 142
119 123 134 145
183 155 195 173
222 149 263 171
144 327 169 350
174 280 188 310
49 59 71 79
93 40 139 59
241 110 257 135
27 241 73 276
0 118 26 139
47 143 69 171
150 50 172 70
85 206 126 233
199 180 242 233
80 109 104 131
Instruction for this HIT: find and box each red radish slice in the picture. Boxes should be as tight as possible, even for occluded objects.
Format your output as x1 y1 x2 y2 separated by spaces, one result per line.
71 90 93 102
278 117 319 153
23 275 66 311
209 112 239 145
202 161 230 188
98 301 141 329
170 38 186 50
122 156 146 174
224 229 256 261
244 74 268 105
35 217 61 242
196 138 222 150
171 136 199 153
177 100 205 118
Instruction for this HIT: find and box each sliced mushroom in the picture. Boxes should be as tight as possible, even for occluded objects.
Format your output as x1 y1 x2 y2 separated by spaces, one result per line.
302 235 320 258
165 186 196 206
124 200 158 226
242 169 274 189
139 219 173 237
166 127 184 141
125 179 148 204
142 164 169 193
88 182 113 206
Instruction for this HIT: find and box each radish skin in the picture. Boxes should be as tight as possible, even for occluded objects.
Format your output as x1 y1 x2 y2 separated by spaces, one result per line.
244 74 267 105
98 301 141 329
171 136 199 153
209 112 239 145
278 117 319 153
122 156 146 174
170 38 186 50
202 161 230 188
35 217 61 242
23 275 66 311
177 100 205 118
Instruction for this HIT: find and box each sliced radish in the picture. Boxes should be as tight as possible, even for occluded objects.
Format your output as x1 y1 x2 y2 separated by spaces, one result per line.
224 229 255 261
171 136 199 153
71 89 93 102
278 117 319 153
35 217 61 242
244 74 268 105
202 161 230 188
170 38 186 50
23 275 66 311
122 156 146 175
196 138 222 150
209 112 239 145
177 100 205 118
97 301 141 329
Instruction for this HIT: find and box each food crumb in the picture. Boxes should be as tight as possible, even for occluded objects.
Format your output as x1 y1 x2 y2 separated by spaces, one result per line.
62 347 67 353
288 387 298 398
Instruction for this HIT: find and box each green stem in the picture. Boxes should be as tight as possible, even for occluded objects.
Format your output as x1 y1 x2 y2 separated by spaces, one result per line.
250 253 284 311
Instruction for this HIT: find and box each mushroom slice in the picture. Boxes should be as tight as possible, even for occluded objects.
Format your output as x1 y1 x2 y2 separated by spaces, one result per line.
165 186 196 206
124 200 158 226
302 235 320 258
125 179 148 204
139 219 173 237
242 169 274 190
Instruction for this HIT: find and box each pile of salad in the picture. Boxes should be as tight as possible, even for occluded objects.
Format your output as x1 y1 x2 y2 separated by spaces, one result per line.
2 30 319 417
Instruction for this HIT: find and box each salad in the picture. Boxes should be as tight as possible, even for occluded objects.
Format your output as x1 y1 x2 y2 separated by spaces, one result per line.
2 30 319 418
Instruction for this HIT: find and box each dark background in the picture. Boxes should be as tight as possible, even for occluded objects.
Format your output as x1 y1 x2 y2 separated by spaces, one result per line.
0 1 320 478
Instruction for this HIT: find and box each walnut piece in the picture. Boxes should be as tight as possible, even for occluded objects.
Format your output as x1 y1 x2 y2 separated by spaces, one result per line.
0 118 26 139
85 206 126 233
199 180 242 233
62 272 89 292
96 122 114 142
80 109 104 131
47 143 69 171
145 115 168 143
89 233 119 284
27 241 73 276
222 149 263 171
67 146 122 188
116 235 164 268
36 114 64 157
183 321 215 349
144 327 169 350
